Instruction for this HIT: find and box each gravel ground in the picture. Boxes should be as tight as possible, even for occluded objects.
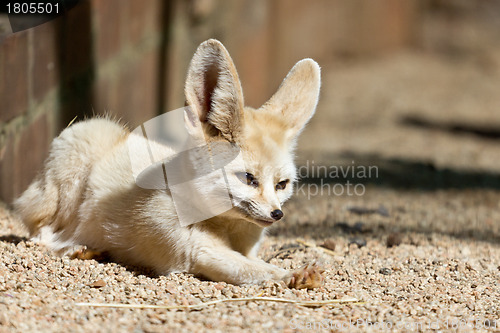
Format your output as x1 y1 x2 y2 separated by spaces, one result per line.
0 188 499 332
2 50 500 331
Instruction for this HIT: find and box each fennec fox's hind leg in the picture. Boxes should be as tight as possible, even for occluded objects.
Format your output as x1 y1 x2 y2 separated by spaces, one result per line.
70 247 109 261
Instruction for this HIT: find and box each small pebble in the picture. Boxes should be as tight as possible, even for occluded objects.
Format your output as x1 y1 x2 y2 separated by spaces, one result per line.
88 279 106 288
379 268 392 275
387 232 403 248
214 283 225 291
320 239 336 251
349 237 367 248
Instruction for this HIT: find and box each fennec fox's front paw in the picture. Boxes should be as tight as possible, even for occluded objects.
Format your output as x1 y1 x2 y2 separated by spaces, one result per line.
284 264 324 289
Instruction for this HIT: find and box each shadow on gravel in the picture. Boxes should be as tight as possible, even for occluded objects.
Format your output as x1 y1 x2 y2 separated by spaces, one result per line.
400 115 500 140
0 235 28 245
284 153 500 244
271 220 500 246
296 152 500 191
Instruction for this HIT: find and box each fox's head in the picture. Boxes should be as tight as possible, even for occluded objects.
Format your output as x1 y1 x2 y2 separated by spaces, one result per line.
184 39 320 228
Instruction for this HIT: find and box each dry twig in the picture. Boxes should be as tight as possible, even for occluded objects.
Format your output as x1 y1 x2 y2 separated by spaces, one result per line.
76 296 361 310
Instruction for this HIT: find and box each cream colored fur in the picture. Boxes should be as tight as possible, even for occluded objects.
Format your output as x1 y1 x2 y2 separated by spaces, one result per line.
14 39 321 286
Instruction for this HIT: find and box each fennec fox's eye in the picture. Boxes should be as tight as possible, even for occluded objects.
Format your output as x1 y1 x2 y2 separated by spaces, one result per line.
235 172 259 187
275 180 289 191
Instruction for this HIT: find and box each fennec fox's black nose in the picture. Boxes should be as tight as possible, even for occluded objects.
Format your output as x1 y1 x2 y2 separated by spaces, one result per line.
270 209 284 221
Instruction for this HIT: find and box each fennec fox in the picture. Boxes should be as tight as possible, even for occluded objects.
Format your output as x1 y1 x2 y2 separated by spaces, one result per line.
14 39 322 288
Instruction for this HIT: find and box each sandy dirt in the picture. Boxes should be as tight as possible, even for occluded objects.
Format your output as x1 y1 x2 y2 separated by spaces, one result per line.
1 50 500 331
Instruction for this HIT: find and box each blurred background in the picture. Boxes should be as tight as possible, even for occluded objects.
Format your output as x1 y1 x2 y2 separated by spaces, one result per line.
1 0 500 203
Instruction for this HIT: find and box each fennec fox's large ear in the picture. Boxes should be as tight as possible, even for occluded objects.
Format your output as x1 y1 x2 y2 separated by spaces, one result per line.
185 39 244 141
264 59 321 141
